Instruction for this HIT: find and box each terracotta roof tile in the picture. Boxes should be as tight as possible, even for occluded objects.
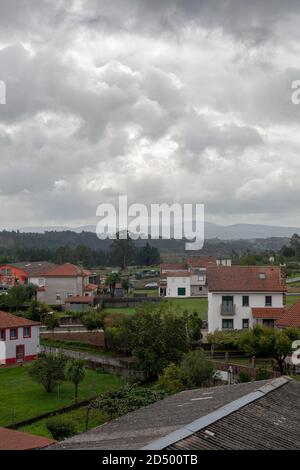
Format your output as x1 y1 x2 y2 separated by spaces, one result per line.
0 311 40 329
252 307 286 319
187 256 216 268
207 266 286 292
160 263 187 271
276 300 300 328
165 271 190 278
84 283 98 292
42 263 89 277
0 427 55 450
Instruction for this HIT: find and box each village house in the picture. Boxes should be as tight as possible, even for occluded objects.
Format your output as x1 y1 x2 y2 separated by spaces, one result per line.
0 311 40 365
160 256 231 298
0 261 57 289
36 263 96 308
207 265 287 332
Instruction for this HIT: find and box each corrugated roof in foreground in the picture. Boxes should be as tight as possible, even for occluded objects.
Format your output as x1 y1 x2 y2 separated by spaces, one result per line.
161 377 300 450
47 380 272 450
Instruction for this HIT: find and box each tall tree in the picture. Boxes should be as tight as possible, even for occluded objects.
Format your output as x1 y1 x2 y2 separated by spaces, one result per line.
65 359 86 403
29 353 67 393
110 231 136 269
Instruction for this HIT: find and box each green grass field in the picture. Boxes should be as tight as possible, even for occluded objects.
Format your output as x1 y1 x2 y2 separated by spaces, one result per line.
0 365 124 427
20 406 108 439
286 295 300 306
103 298 208 319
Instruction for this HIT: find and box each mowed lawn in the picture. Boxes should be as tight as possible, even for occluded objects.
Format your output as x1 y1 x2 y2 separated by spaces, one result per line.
167 298 208 319
286 295 300 306
0 365 124 427
21 406 108 439
102 298 208 320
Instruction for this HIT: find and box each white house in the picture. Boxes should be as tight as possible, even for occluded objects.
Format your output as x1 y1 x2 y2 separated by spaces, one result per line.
165 272 191 297
207 266 286 332
160 256 228 298
0 311 40 365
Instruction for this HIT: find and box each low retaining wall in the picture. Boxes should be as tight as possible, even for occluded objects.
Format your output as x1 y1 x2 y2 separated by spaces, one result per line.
41 346 146 381
103 296 161 308
8 399 91 430
41 331 105 347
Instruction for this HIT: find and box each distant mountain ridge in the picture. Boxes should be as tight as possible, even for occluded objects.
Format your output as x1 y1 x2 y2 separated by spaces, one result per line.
18 222 300 240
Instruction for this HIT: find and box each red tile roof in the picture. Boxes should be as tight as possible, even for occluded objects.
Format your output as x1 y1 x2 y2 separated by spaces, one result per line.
276 300 300 328
84 283 98 292
188 256 216 268
42 263 90 277
0 311 40 329
207 266 286 292
252 307 286 319
160 263 187 272
0 427 55 450
164 271 190 278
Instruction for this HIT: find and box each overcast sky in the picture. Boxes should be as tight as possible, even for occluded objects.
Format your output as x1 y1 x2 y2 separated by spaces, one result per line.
1 0 300 230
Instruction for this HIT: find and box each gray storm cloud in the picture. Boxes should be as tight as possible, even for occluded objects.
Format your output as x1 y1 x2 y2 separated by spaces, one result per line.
0 0 300 228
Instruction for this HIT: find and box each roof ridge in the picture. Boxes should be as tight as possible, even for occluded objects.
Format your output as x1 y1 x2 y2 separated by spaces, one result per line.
142 377 291 450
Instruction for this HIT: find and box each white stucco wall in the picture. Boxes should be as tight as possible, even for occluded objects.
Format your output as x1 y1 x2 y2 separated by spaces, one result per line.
166 276 191 297
208 292 284 332
0 326 40 364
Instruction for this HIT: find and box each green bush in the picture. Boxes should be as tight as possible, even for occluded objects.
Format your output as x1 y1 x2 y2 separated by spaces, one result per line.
46 417 77 440
237 371 251 383
155 363 185 395
255 367 272 380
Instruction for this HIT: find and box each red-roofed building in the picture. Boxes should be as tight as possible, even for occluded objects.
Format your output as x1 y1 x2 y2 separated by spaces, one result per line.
276 300 300 329
0 427 55 450
0 311 40 365
160 256 229 297
207 266 286 332
37 263 95 308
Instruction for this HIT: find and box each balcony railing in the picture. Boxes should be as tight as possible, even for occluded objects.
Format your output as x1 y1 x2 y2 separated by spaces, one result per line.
220 304 236 315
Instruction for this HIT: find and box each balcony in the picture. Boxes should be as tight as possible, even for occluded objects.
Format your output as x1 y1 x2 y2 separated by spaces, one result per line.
220 304 236 315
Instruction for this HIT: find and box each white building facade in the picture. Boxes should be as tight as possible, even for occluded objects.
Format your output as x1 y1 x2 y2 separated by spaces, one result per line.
0 311 40 365
207 266 286 332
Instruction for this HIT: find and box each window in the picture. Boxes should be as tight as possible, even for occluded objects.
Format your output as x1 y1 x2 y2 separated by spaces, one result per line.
1 268 6 276
222 319 234 330
10 328 18 340
0 330 5 341
7 269 11 276
56 293 61 300
242 296 249 307
198 275 205 282
178 288 186 296
265 296 272 307
259 273 266 279
263 319 275 328
242 319 249 329
23 327 31 338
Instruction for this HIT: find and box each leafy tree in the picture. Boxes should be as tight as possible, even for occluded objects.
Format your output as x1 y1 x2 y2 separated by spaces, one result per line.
29 353 67 393
155 363 185 395
110 231 136 269
121 278 130 295
89 386 165 421
81 311 104 331
27 299 50 322
186 311 203 343
46 418 76 440
124 303 190 380
65 359 86 403
105 272 121 298
237 325 298 375
4 285 34 312
180 350 215 388
43 313 60 335
136 243 160 266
